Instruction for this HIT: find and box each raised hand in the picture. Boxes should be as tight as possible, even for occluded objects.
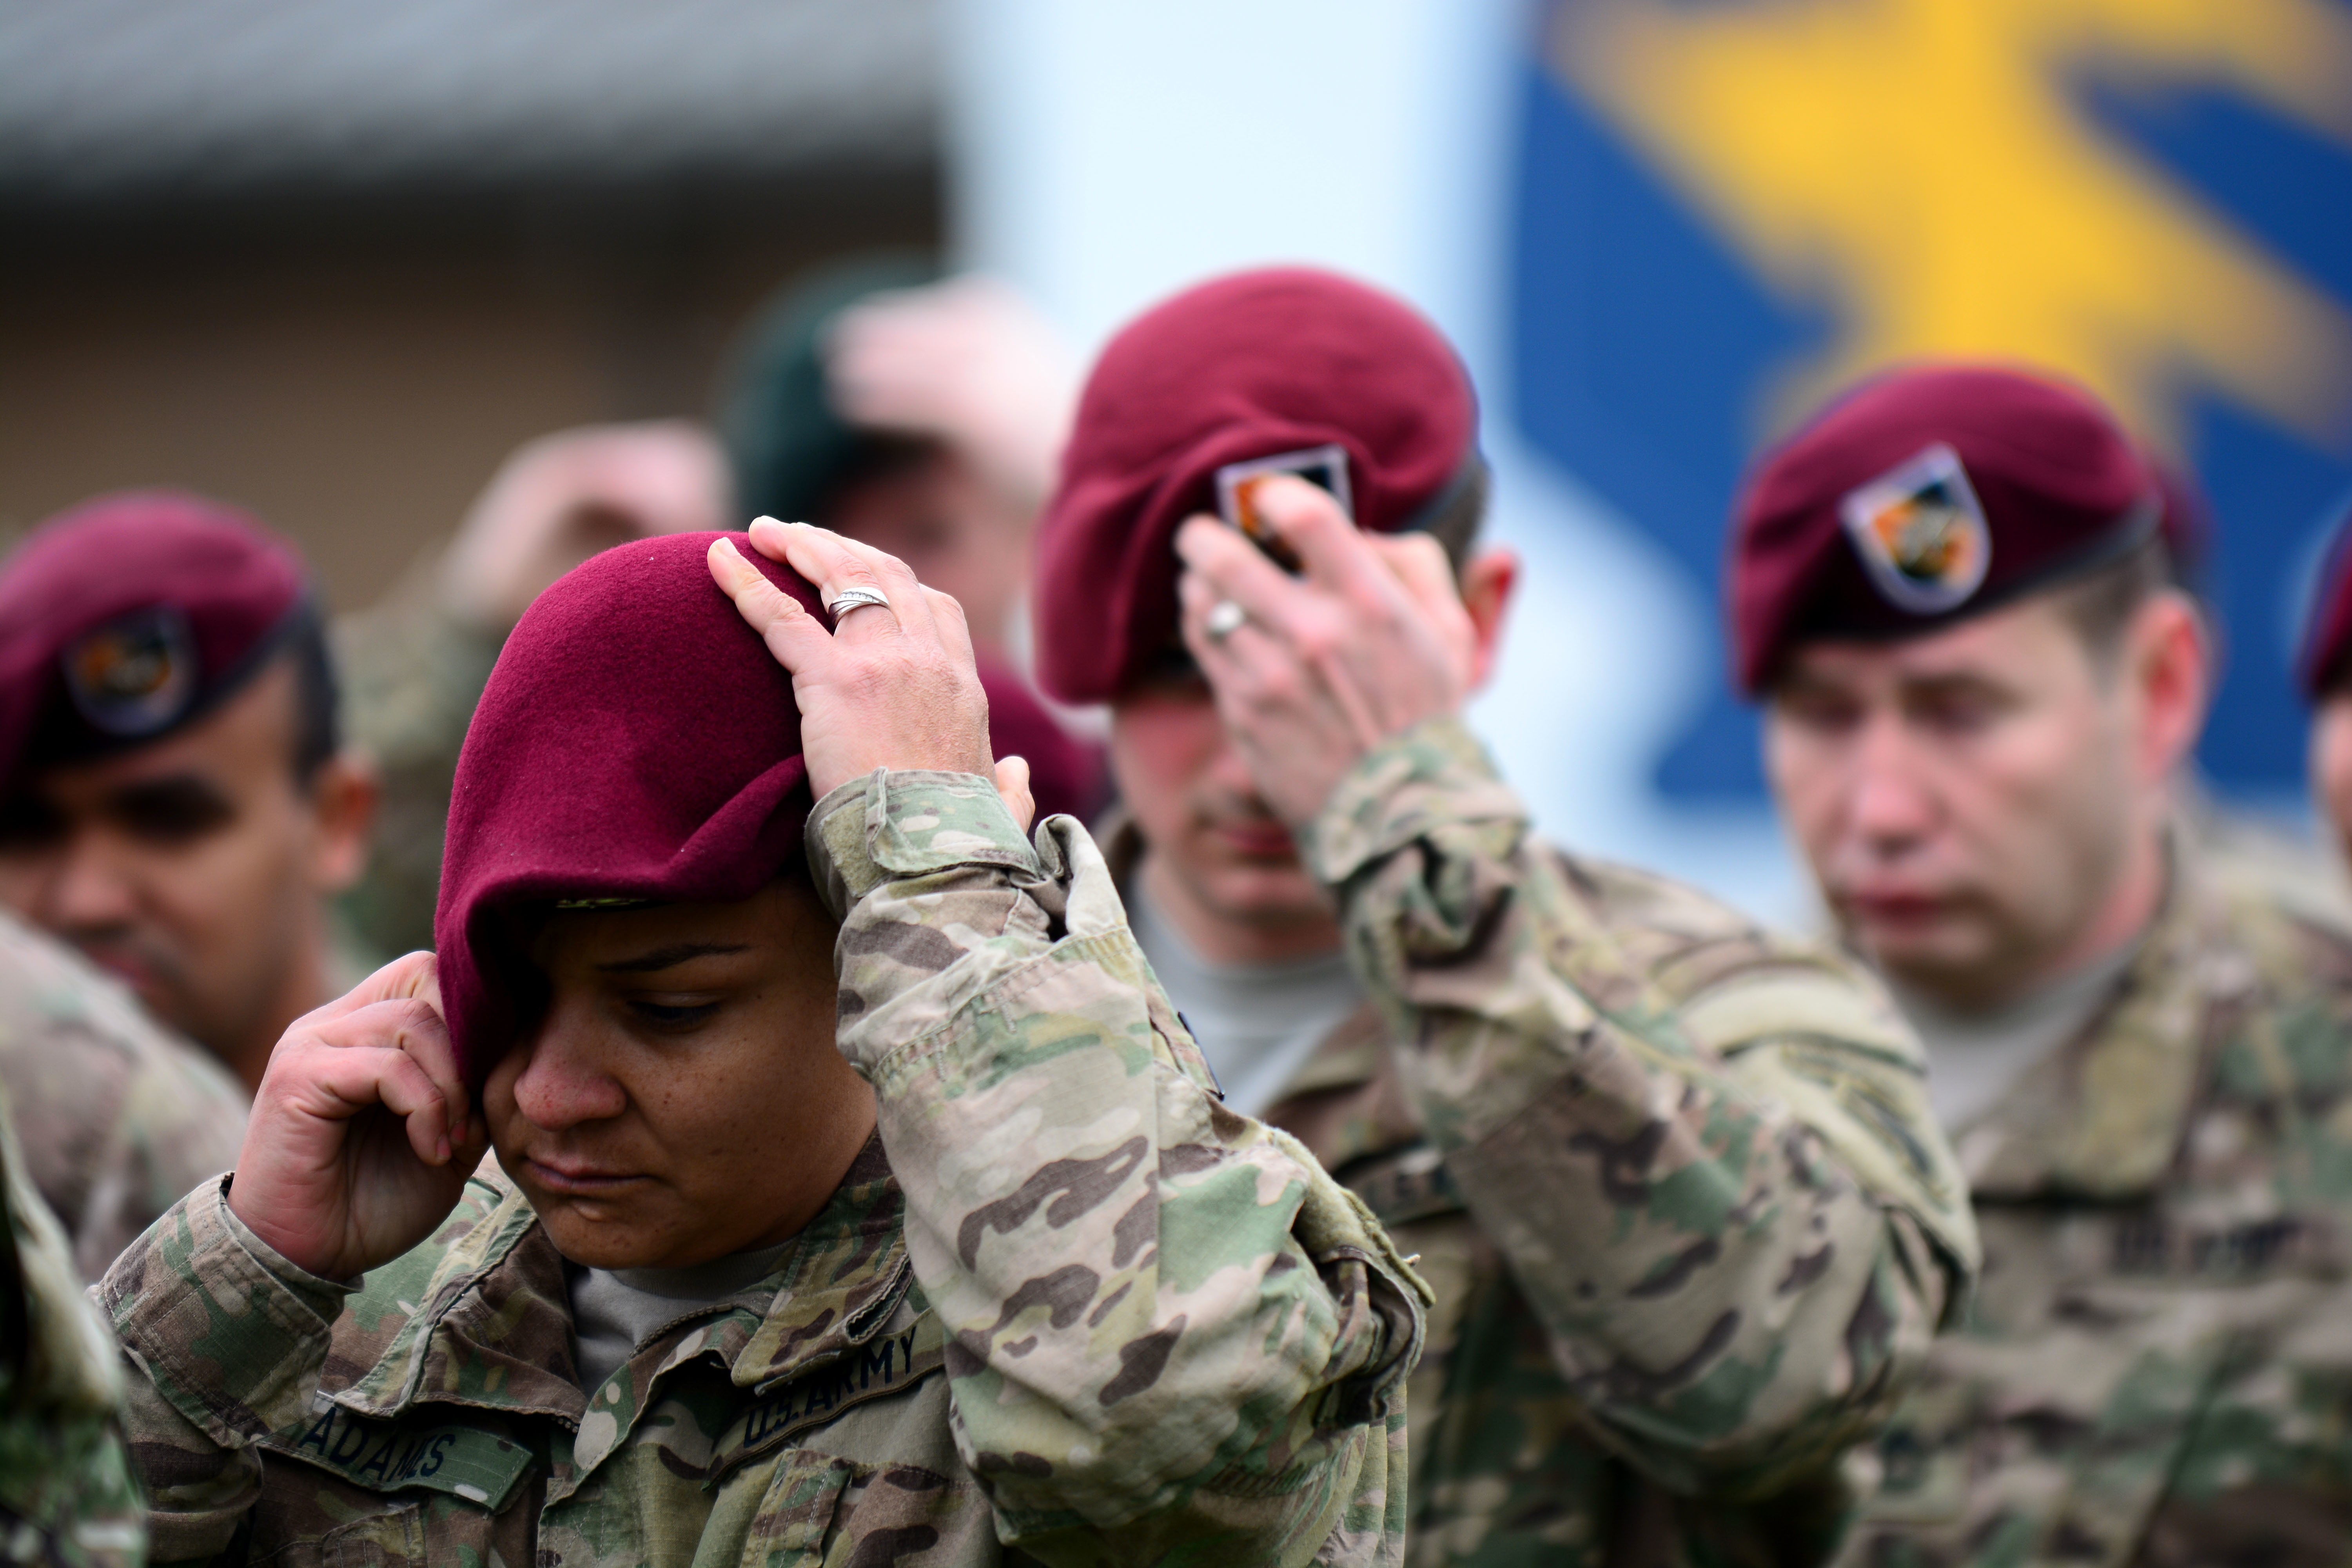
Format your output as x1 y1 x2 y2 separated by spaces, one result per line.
227 951 487 1281
707 518 1035 826
1172 475 1482 829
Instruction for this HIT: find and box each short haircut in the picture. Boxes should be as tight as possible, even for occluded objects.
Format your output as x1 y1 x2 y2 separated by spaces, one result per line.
1420 454 1491 576
2046 532 2174 673
283 606 341 783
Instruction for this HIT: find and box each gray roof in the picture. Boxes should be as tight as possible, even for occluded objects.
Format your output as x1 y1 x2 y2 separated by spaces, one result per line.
0 0 938 196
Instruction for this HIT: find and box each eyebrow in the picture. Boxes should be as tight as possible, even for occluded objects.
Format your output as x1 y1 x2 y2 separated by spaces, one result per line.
593 942 751 975
103 773 237 827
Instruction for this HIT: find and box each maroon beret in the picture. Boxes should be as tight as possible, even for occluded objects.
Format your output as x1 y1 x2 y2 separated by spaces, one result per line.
2298 500 2352 699
0 490 311 795
1730 364 2160 694
1034 267 1478 703
434 531 821 1080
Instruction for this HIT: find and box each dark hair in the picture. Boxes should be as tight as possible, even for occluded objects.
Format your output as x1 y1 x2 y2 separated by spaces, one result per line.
283 605 341 782
1420 454 1491 575
2047 533 2174 674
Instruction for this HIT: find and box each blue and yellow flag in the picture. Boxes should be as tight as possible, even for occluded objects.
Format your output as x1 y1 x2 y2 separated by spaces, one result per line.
1513 0 2352 797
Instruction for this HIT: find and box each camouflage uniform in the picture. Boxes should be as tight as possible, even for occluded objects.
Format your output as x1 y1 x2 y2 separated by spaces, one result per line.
1833 835 2352 1568
0 1074 147 1566
1114 718 1980 1566
101 771 1426 1566
0 911 247 1282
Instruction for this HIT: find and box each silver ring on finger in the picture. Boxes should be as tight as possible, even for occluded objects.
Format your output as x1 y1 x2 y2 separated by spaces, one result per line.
1205 599 1247 641
826 586 893 623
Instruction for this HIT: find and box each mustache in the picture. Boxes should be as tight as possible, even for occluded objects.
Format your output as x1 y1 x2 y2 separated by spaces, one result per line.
61 926 186 989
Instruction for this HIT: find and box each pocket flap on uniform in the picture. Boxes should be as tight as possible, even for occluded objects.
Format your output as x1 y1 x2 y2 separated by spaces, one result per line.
265 1401 535 1512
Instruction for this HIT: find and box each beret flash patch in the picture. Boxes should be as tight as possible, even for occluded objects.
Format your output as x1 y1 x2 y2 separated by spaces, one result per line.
62 606 198 737
1838 443 1992 614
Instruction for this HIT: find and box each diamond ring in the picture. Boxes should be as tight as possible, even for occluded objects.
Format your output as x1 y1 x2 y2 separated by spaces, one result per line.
1204 599 1247 641
825 586 892 622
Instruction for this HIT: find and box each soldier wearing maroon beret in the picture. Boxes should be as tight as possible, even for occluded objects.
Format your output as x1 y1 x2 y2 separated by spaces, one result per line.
98 519 1424 1565
1732 362 2352 1563
0 492 378 1098
1035 267 1975 1563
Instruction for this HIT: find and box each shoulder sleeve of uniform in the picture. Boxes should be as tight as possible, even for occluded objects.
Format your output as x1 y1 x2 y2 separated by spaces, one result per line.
101 1176 355 1449
0 913 249 1280
1559 852 1974 1263
810 770 1425 1565
0 1077 144 1565
1311 718 1975 1495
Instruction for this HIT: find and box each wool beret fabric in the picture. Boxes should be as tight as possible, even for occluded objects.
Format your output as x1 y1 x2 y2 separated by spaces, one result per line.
0 490 310 794
1730 364 2160 695
1034 267 1478 703
434 531 822 1080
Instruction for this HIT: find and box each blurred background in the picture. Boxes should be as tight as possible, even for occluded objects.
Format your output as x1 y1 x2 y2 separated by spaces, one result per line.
7 0 2349 918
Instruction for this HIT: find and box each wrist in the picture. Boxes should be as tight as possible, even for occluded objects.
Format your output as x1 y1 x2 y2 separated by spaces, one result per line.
805 768 1042 920
221 1174 363 1292
1303 716 1521 888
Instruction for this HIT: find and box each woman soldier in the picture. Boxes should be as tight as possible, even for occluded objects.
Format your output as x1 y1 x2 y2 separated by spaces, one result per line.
100 520 1423 1566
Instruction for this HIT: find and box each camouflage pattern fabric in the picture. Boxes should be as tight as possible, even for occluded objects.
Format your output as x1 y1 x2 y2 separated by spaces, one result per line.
101 769 1426 1566
0 911 247 1282
1831 838 2352 1568
0 1076 147 1566
1201 716 1978 1566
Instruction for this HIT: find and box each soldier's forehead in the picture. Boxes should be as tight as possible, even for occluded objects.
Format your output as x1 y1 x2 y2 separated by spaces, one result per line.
25 661 304 805
1779 594 2091 691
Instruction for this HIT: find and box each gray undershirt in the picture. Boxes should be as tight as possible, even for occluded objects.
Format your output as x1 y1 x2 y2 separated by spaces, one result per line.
1893 938 2143 1133
1126 875 1363 1117
567 1240 794 1395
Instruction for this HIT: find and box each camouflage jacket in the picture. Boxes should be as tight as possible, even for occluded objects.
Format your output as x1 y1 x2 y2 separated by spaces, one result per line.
1834 837 2352 1568
0 909 247 1282
0 1074 146 1566
1190 719 1978 1566
101 771 1426 1567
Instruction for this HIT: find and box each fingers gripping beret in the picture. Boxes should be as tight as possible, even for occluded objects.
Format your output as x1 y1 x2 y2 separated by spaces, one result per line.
0 490 311 795
434 532 823 1080
1034 267 1479 703
1729 364 2160 695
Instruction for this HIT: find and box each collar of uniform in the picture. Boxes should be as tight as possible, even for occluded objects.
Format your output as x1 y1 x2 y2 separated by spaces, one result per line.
731 1139 913 1393
330 1164 577 1424
1954 833 2254 1201
327 1139 913 1424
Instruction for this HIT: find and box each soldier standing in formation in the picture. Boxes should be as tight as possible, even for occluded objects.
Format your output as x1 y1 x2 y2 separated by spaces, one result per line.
0 496 399 1275
1029 266 1978 1563
1732 363 2352 1564
0 492 377 1095
102 520 1425 1564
